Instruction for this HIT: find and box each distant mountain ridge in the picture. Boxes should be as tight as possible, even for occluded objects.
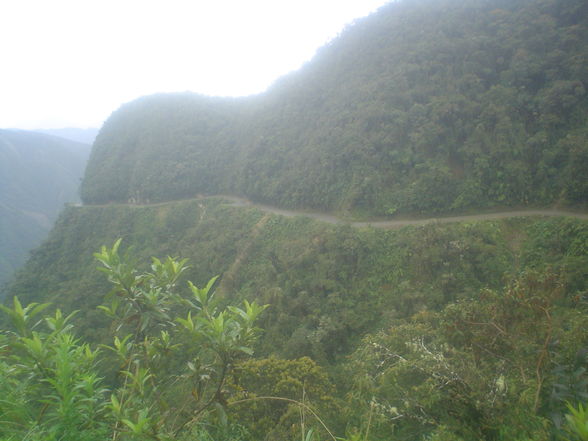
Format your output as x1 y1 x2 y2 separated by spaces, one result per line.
81 0 588 216
34 127 99 145
0 129 90 292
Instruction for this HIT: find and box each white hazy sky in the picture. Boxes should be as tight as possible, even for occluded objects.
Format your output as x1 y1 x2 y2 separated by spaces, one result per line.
0 0 389 130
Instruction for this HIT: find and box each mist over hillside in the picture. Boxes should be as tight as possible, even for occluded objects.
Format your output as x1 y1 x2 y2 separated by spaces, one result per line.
0 130 90 292
82 0 588 215
34 128 99 145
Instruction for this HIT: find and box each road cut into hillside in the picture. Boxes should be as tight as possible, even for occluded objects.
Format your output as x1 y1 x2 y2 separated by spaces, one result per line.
81 194 588 229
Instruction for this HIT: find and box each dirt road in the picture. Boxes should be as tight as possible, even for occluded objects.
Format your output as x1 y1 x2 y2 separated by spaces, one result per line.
218 196 588 228
81 195 588 229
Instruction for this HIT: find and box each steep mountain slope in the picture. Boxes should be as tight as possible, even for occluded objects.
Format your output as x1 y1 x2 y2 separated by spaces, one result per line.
8 198 587 356
4 0 588 438
82 0 588 215
0 130 90 291
6 199 588 439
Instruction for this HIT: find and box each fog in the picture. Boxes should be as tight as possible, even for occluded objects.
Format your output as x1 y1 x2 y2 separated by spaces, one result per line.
0 0 389 129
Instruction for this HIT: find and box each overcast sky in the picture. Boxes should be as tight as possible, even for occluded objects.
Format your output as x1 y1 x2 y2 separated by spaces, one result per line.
0 0 389 130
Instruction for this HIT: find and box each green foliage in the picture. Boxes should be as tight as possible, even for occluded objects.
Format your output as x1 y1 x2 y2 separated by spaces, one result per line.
0 241 267 440
228 356 340 440
94 240 267 440
0 305 109 441
0 297 50 337
346 270 588 440
564 402 588 441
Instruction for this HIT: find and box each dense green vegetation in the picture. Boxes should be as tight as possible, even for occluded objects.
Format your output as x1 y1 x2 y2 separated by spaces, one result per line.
83 0 588 215
4 0 588 438
1 242 268 441
0 130 90 292
5 198 588 439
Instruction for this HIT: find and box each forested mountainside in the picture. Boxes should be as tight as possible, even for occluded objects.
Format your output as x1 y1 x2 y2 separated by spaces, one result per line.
3 0 588 439
82 0 588 215
0 130 90 291
6 199 588 439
